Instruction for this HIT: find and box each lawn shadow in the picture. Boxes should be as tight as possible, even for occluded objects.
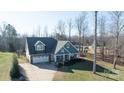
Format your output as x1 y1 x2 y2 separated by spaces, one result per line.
19 66 28 81
10 66 28 81
58 59 117 75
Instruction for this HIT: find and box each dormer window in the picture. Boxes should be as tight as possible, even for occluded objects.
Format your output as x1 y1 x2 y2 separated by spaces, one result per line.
34 41 45 51
36 44 44 51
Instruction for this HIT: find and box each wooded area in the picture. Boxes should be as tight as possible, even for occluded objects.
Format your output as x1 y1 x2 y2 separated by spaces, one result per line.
0 11 124 69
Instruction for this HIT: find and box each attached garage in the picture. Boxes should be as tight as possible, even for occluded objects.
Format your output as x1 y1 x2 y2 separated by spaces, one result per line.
32 55 49 63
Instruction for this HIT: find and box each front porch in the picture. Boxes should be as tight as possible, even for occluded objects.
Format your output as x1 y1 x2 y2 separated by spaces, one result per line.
54 54 78 63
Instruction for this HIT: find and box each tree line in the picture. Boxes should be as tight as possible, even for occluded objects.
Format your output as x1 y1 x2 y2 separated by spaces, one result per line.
0 11 124 69
0 22 26 53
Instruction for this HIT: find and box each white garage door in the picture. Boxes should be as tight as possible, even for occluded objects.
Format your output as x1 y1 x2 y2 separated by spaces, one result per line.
32 56 49 63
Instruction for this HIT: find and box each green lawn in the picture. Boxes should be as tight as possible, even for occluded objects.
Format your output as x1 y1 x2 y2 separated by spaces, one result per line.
0 52 13 80
53 57 124 81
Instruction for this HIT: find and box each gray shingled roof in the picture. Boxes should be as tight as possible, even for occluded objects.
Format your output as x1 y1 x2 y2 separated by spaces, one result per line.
55 41 68 54
26 37 78 55
26 37 57 55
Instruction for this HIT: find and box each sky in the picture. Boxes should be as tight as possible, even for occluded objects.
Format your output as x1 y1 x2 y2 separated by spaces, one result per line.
0 11 89 36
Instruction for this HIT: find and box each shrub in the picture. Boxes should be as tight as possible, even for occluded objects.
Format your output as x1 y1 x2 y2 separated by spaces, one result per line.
10 54 20 79
64 58 83 66
55 58 83 67
70 58 82 62
55 62 63 68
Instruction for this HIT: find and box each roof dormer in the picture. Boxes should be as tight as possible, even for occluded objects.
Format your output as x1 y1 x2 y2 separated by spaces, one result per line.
34 41 45 51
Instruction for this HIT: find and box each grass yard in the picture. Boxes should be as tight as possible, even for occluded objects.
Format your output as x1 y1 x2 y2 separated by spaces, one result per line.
0 52 13 80
18 55 28 64
53 57 124 81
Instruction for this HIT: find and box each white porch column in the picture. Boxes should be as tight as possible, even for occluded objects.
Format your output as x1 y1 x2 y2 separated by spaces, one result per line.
69 54 71 60
77 53 80 58
54 55 56 62
63 54 65 61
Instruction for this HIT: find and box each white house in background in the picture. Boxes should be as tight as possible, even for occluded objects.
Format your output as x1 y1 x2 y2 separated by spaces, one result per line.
25 37 79 64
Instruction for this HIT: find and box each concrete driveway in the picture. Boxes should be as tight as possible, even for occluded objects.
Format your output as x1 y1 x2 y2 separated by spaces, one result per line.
19 62 57 81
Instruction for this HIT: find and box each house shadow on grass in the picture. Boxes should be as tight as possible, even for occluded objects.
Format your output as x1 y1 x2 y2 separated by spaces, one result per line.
33 62 57 71
32 59 118 81
57 59 117 75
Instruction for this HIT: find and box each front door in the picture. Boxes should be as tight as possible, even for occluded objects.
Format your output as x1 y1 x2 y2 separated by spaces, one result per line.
65 55 69 61
56 55 63 62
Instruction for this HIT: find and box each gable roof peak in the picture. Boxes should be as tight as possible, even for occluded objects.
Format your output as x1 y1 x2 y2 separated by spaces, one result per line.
26 37 57 54
55 40 69 54
34 40 45 46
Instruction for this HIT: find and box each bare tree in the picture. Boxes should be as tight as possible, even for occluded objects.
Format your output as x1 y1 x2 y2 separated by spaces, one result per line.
52 27 58 39
0 23 18 52
75 12 87 53
93 11 98 74
37 25 42 37
119 35 124 57
67 19 73 41
56 20 67 40
32 27 36 37
32 26 41 37
0 23 9 51
43 26 48 37
110 11 124 69
98 15 106 61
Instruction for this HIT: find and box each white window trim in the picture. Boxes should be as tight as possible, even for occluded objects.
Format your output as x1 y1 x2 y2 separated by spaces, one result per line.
34 41 45 51
59 47 70 54
34 41 45 46
36 44 45 51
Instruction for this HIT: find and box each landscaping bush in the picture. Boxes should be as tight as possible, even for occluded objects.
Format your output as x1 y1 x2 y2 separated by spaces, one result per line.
55 62 63 68
70 58 82 62
10 54 21 80
64 58 83 66
55 58 83 67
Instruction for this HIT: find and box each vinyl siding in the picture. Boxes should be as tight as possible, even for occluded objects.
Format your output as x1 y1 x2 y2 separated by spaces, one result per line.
64 42 78 53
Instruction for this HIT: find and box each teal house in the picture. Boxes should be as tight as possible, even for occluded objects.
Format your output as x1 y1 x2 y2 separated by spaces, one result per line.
54 41 79 62
26 37 79 64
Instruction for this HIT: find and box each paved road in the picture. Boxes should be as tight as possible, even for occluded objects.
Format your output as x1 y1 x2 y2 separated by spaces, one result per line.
19 62 57 81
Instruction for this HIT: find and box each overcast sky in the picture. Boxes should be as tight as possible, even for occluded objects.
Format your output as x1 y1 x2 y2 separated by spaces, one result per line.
0 11 90 36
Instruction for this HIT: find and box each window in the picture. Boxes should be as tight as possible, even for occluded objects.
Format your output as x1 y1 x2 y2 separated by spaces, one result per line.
74 54 77 58
70 54 77 59
36 45 44 51
56 55 63 61
34 41 45 51
65 55 69 61
61 49 64 53
66 43 70 48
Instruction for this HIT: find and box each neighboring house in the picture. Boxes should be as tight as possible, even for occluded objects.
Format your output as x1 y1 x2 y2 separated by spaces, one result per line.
26 37 79 64
72 43 89 55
